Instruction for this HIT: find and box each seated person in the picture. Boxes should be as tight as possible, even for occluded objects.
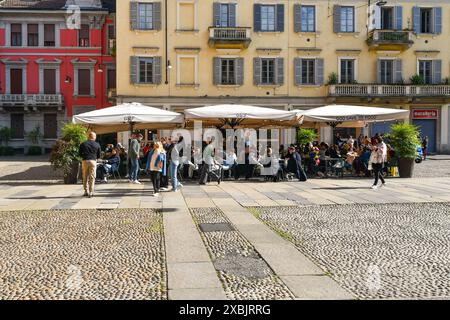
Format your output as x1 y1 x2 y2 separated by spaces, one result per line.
97 148 121 182
223 149 237 179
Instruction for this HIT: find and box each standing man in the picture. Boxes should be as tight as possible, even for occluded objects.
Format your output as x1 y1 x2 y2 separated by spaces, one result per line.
129 133 143 184
422 136 429 161
199 137 215 185
79 131 101 198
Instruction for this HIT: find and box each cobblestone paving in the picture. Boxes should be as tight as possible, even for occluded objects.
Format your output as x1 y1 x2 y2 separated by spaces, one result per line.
0 209 166 300
252 203 450 299
190 208 294 300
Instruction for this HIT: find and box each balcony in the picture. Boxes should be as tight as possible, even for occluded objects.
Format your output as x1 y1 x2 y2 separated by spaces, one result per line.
329 84 450 99
367 30 414 51
208 27 251 50
0 94 64 107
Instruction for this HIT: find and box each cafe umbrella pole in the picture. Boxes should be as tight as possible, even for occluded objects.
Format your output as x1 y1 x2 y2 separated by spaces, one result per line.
126 118 135 181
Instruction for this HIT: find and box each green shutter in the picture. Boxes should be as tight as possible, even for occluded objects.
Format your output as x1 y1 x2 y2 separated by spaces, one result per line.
213 3 221 27
213 57 221 85
153 2 162 31
315 58 324 85
333 5 341 33
394 59 403 84
432 59 442 84
130 2 138 30
294 58 302 85
253 58 261 85
130 56 138 84
153 56 162 84
236 58 244 85
276 58 284 85
294 4 302 33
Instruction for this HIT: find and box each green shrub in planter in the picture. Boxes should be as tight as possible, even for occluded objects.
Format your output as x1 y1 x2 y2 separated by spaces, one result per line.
27 146 43 155
297 128 318 146
0 146 15 156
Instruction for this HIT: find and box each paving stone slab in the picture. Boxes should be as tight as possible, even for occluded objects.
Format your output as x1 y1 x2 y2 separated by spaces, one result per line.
281 275 355 300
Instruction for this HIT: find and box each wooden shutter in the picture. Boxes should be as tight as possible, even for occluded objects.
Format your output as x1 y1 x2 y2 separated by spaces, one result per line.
276 58 284 85
294 58 302 85
413 6 420 34
10 114 24 139
44 69 56 94
315 58 324 85
153 2 162 31
432 60 442 84
27 24 38 46
294 4 302 33
236 58 244 85
153 56 162 84
276 4 284 32
254 4 261 32
253 58 261 85
130 56 138 84
213 3 221 27
433 7 442 34
44 24 55 45
394 59 403 84
79 24 90 46
11 24 22 46
377 59 382 83
229 4 236 27
394 6 403 30
333 5 341 33
44 113 57 139
78 69 91 95
10 69 23 94
213 57 221 85
107 69 116 89
130 2 138 30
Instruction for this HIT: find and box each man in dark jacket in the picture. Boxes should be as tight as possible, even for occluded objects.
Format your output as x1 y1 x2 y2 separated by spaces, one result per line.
79 131 101 197
285 146 307 182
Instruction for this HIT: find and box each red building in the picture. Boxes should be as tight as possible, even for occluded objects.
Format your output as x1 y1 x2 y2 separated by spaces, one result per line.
0 0 116 153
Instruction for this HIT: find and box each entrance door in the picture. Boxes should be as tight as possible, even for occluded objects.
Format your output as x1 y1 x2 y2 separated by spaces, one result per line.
10 69 23 94
413 119 437 153
43 69 56 94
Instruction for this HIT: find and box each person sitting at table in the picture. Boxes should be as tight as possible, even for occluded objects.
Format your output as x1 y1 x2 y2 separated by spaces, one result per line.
328 144 340 158
224 148 237 179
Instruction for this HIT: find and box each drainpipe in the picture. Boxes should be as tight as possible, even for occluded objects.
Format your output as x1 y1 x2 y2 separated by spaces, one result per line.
165 0 169 85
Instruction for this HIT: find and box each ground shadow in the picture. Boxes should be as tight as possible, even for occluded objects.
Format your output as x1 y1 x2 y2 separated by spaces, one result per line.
0 164 61 181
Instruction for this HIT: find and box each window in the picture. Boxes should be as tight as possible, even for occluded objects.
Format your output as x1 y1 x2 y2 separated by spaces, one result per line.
138 3 154 30
219 4 229 27
379 60 394 84
43 69 56 94
301 59 315 85
11 114 24 139
139 58 154 83
221 59 235 84
11 24 22 46
419 60 432 84
381 7 394 30
420 8 432 33
340 6 354 32
44 114 57 139
44 24 55 47
301 6 315 32
261 59 275 84
10 69 23 94
79 24 90 47
107 69 116 89
78 69 91 95
27 24 39 46
340 59 355 84
261 5 275 31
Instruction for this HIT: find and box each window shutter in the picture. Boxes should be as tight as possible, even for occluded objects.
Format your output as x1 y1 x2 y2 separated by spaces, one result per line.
333 5 341 33
44 114 57 139
294 4 302 33
315 58 324 85
44 24 55 43
394 59 403 84
276 58 284 85
236 58 244 85
153 2 162 31
130 56 138 84
254 4 261 32
253 58 261 85
213 57 221 85
276 4 284 32
413 6 420 34
153 56 162 84
394 6 403 30
294 58 302 85
130 2 138 30
377 59 382 83
213 3 221 27
434 7 442 34
229 4 237 27
432 59 442 84
78 69 91 95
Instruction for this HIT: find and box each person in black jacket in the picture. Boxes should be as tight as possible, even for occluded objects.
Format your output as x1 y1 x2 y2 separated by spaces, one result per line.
285 146 307 182
79 132 101 197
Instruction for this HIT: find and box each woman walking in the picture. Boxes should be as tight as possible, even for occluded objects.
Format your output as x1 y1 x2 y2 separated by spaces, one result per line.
370 137 387 189
146 142 167 196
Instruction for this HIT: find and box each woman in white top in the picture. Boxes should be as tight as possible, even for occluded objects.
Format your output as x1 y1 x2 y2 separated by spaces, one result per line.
370 136 387 189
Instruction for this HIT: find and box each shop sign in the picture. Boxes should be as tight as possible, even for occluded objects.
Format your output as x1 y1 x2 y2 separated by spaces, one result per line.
412 109 438 119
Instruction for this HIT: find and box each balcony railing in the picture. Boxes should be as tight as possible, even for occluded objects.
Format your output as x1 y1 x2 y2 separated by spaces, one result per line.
328 84 450 97
208 27 252 49
0 94 64 107
367 30 414 50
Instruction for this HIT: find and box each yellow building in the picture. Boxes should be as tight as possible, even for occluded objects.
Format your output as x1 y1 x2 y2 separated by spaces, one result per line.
117 0 450 153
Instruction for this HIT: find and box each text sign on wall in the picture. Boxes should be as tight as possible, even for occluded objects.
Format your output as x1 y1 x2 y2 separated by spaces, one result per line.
412 109 438 119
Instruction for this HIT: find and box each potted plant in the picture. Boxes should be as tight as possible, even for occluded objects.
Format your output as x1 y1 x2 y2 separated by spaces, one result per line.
387 123 420 178
50 123 87 184
0 126 15 156
297 128 317 146
410 74 425 85
327 72 338 85
25 125 43 155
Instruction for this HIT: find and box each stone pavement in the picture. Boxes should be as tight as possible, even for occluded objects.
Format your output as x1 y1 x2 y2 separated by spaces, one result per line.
1 175 449 300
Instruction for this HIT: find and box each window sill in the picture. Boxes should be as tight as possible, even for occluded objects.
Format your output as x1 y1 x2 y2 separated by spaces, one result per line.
256 31 283 36
133 83 159 87
256 84 282 88
175 29 199 33
296 84 323 88
216 84 242 88
336 32 360 37
132 29 159 33
416 33 438 39
297 31 321 36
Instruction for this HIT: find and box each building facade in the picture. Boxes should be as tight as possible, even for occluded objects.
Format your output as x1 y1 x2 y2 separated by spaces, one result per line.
0 0 116 153
116 0 450 153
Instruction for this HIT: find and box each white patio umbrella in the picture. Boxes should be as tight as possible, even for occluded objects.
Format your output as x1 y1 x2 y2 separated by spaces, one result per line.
72 102 184 134
184 104 303 128
295 104 409 128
